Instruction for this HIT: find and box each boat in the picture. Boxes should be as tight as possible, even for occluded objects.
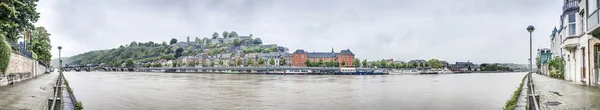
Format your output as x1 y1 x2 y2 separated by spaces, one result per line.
388 69 402 75
285 70 312 74
436 68 454 74
224 70 240 74
333 68 386 75
419 70 438 74
401 69 420 75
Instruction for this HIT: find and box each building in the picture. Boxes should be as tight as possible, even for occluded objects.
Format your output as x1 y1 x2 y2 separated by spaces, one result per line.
291 49 355 67
573 0 600 86
538 48 552 65
407 60 427 66
449 61 477 71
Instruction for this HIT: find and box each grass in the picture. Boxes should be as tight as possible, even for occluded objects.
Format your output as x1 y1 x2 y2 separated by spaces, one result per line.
503 75 527 110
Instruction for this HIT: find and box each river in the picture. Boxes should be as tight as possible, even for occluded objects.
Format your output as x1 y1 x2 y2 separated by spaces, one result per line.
63 72 526 110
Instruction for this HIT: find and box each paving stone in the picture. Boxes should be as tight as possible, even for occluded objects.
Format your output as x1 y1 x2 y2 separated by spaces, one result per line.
533 74 600 110
0 73 58 110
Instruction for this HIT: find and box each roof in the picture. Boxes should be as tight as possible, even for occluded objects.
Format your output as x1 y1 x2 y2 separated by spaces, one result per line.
408 60 427 64
307 52 338 58
293 49 306 54
340 49 353 54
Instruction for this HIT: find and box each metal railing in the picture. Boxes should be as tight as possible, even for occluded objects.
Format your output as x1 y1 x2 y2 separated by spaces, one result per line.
563 0 579 12
49 73 62 110
527 73 540 110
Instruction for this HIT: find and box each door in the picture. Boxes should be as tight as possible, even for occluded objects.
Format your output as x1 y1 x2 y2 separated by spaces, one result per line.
583 47 587 81
597 45 600 85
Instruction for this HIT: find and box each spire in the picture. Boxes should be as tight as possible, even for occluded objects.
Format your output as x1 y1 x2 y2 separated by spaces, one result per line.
331 47 334 53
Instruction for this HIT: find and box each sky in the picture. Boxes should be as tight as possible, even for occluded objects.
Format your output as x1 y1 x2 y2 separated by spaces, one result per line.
35 0 563 64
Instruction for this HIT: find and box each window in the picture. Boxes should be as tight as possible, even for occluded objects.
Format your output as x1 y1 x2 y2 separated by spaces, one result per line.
568 14 576 35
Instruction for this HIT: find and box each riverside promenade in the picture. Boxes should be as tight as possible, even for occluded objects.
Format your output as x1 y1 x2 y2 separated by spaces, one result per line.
533 74 600 109
0 73 58 110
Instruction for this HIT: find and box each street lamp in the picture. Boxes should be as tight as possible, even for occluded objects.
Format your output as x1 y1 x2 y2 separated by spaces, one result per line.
527 25 535 75
525 25 540 110
58 46 62 73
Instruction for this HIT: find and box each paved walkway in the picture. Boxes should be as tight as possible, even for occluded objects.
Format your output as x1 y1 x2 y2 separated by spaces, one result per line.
0 73 58 110
533 74 600 110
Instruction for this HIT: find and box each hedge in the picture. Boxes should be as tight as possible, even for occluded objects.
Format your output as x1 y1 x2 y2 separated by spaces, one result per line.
0 36 11 74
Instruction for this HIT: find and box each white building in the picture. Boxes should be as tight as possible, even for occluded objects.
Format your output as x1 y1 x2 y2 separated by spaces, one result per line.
556 0 600 86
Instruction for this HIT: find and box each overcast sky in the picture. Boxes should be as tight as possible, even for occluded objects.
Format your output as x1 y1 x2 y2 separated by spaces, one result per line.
36 0 562 64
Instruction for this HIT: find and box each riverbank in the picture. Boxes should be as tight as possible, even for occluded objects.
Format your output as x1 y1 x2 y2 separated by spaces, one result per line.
503 74 527 110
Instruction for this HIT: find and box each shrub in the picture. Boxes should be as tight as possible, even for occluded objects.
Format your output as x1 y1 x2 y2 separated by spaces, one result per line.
0 36 11 74
76 101 84 110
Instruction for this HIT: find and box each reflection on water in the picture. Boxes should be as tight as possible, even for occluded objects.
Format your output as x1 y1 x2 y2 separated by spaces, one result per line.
64 72 526 110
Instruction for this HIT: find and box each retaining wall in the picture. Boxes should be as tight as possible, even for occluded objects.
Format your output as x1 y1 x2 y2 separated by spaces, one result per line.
0 52 47 86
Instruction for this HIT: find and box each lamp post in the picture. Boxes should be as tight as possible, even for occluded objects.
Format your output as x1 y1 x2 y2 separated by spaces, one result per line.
527 25 535 76
58 46 62 73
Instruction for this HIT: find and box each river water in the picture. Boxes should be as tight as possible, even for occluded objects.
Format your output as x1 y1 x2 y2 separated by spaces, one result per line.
63 72 526 110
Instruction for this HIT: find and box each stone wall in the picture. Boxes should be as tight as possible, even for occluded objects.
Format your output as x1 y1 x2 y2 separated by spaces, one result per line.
0 52 47 86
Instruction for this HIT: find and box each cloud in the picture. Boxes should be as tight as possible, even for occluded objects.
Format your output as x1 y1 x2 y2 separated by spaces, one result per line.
36 0 562 64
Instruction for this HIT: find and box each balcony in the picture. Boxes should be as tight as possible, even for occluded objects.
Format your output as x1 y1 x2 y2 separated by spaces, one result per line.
563 0 580 12
588 8 600 36
561 35 581 50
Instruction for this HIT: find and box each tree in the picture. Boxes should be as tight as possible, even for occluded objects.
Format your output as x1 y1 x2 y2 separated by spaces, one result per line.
162 41 168 46
172 61 178 67
210 61 215 67
371 61 377 68
390 63 396 68
281 59 287 66
258 58 265 65
536 56 541 71
412 62 418 68
229 31 238 38
379 60 387 68
212 32 219 39
202 61 207 67
362 59 367 67
222 31 229 39
1 0 41 43
218 60 224 66
341 61 346 66
269 58 275 66
237 59 243 66
233 39 241 46
125 58 134 67
427 59 443 68
170 38 178 45
195 37 201 45
304 59 312 67
353 59 360 67
0 36 10 74
29 27 52 65
247 59 254 66
318 58 324 67
253 38 262 45
129 41 137 47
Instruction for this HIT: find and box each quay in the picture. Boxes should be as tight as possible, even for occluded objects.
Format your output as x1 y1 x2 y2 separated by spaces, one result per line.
138 67 389 75
533 74 600 109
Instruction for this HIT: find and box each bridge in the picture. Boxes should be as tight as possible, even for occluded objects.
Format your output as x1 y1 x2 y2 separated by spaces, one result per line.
61 65 133 72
